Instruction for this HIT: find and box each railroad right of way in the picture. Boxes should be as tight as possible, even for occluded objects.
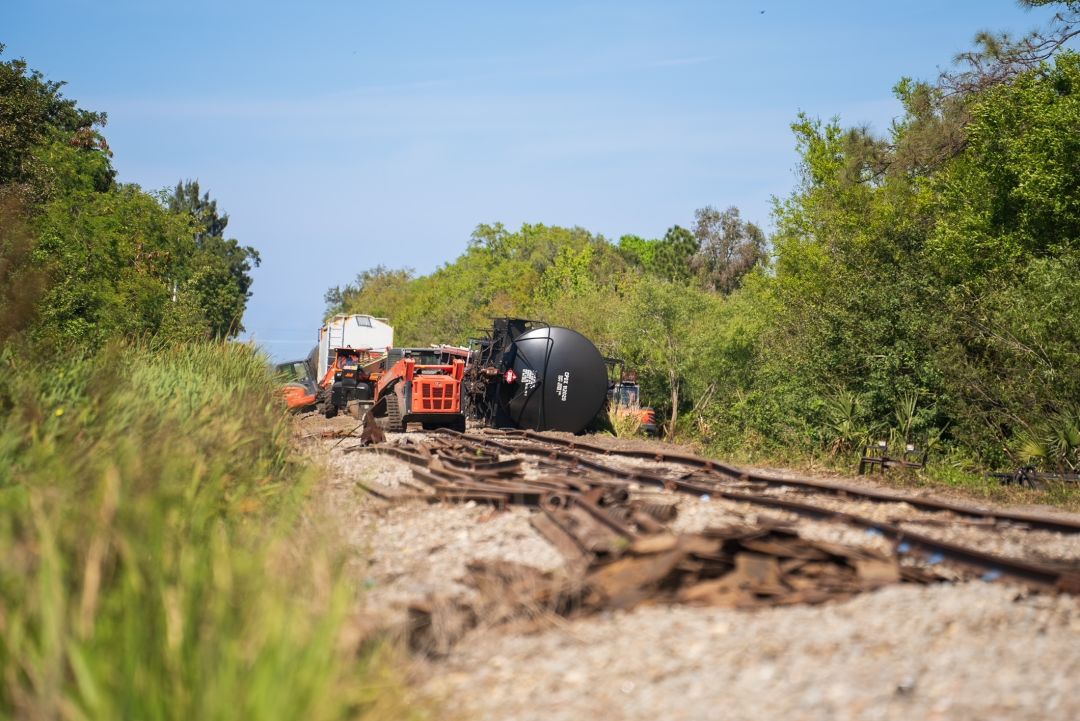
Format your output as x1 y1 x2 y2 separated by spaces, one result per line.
299 414 1080 721
336 426 1080 647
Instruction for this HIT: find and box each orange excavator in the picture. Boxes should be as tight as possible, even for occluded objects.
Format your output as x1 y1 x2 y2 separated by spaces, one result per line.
371 347 467 432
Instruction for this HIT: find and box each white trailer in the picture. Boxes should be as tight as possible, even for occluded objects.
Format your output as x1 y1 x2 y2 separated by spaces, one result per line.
317 315 394 380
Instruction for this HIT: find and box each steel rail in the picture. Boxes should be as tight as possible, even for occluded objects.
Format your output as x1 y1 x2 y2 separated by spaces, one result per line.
350 443 601 512
434 431 1080 593
470 429 1080 535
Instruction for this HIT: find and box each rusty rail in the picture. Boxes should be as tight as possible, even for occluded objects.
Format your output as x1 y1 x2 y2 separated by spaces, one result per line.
338 431 1080 594
462 429 1080 535
417 431 1080 593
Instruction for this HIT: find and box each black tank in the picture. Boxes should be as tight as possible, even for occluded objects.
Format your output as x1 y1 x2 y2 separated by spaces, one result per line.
504 326 608 433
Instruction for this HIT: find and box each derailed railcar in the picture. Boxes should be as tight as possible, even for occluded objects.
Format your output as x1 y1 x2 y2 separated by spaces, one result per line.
463 318 609 434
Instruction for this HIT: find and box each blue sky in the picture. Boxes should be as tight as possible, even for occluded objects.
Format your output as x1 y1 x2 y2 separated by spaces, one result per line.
2 0 1065 359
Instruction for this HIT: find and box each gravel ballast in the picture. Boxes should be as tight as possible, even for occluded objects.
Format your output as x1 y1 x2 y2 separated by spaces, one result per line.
295 415 1080 720
426 583 1080 721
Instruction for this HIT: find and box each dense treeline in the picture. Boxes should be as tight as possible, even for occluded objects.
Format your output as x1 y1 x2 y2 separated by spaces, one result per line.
0 47 415 718
0 43 259 351
329 10 1080 477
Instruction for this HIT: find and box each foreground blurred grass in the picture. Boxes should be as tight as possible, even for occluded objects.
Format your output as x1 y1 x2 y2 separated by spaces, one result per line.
0 341 423 720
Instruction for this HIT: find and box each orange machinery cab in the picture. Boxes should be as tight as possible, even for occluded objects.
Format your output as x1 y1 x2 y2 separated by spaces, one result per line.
322 347 385 419
281 383 317 411
610 374 658 436
282 384 317 411
276 357 319 412
374 347 466 432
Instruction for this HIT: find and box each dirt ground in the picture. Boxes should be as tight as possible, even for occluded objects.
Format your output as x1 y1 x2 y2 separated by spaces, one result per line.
295 413 1080 721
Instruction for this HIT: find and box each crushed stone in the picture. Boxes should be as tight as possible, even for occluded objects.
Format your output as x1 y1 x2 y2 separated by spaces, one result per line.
293 414 1080 720
425 582 1080 721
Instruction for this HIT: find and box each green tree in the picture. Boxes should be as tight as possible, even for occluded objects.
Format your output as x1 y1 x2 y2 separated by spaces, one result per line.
924 52 1080 461
168 179 229 240
616 234 655 268
690 205 766 294
332 223 621 346
168 180 261 338
649 225 698 282
941 2 1080 95
536 244 597 305
326 266 415 320
751 36 1080 466
617 279 700 440
0 50 264 353
930 53 1080 282
935 251 1080 462
0 44 113 201
31 183 200 350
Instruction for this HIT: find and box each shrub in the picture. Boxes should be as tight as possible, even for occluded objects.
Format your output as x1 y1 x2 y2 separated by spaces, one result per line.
0 341 421 720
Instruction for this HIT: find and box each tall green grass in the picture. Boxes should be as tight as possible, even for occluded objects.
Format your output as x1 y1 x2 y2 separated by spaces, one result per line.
0 341 422 720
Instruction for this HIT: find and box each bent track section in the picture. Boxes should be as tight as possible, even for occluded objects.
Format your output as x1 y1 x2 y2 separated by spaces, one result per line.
476 428 1080 534
350 428 1080 595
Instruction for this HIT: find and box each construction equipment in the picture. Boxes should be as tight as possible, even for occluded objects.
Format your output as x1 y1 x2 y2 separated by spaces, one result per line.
313 314 393 418
607 365 658 436
321 347 384 418
276 346 319 412
463 318 609 433
371 347 468 432
317 314 394 380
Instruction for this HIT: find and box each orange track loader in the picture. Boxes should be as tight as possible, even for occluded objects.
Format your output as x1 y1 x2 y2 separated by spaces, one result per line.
372 347 467 432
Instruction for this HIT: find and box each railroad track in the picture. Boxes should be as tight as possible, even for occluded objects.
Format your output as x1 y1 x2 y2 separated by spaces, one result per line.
343 429 1080 601
472 428 1080 534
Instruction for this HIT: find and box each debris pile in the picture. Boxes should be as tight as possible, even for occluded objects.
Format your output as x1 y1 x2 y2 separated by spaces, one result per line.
405 519 931 656
346 435 944 655
577 520 927 610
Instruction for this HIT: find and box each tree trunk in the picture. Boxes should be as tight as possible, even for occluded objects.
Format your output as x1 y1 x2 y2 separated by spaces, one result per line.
667 372 679 441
